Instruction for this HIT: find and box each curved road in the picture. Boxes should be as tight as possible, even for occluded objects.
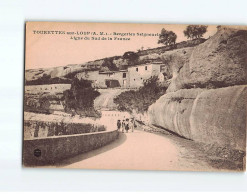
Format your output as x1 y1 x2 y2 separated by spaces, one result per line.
59 130 220 171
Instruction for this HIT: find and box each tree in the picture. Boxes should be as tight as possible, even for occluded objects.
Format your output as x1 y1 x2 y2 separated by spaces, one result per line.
63 78 100 114
102 58 118 71
158 28 177 46
39 96 51 111
113 76 167 114
123 51 139 61
123 51 139 65
183 25 208 40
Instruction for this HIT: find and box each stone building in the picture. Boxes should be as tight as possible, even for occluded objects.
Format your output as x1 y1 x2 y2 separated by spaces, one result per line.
75 62 165 89
25 84 71 94
76 70 129 88
127 62 164 88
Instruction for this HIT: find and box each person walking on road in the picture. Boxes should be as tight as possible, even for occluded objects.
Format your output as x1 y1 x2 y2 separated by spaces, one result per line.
130 118 135 132
125 118 129 133
117 119 121 131
121 119 125 133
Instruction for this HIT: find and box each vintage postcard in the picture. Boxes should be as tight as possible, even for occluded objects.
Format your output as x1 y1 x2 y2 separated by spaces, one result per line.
23 22 246 172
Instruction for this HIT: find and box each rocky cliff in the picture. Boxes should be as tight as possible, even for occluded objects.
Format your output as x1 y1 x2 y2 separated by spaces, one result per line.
148 85 246 150
167 27 247 92
148 27 247 151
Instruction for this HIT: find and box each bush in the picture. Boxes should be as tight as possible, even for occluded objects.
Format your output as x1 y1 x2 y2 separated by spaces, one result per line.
123 51 139 66
113 76 167 113
26 74 71 85
102 58 118 71
63 78 100 116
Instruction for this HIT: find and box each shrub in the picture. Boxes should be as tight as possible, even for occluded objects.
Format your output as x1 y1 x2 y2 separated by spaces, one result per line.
26 74 71 85
102 58 118 71
63 78 100 116
123 51 139 66
113 76 167 113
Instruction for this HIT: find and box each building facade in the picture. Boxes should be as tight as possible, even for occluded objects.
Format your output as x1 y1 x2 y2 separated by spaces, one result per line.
25 84 71 94
76 63 165 89
127 63 163 88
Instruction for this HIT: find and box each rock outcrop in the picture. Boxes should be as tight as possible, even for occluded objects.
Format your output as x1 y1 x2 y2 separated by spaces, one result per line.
167 27 247 92
148 85 247 150
148 27 247 151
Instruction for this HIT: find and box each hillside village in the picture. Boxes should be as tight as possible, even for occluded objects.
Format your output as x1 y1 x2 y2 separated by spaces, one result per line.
24 36 204 114
24 34 207 115
24 62 169 116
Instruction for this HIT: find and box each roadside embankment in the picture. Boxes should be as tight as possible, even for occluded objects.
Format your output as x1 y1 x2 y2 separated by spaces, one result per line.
148 27 247 152
148 85 246 151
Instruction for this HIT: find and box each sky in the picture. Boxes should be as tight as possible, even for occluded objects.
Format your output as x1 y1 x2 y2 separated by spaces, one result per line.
25 22 217 70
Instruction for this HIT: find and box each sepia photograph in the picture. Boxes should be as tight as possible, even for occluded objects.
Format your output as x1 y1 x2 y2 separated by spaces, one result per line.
23 21 246 172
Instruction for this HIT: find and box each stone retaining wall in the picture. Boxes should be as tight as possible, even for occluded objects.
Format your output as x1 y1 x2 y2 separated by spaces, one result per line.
23 129 119 166
24 120 105 139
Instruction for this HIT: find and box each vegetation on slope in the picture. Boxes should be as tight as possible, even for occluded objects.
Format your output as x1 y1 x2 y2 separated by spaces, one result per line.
63 78 100 117
25 74 71 85
113 76 167 114
24 93 62 114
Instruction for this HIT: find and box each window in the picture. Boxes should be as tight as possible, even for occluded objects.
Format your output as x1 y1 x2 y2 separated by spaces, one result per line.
136 68 138 72
145 66 147 70
123 73 126 78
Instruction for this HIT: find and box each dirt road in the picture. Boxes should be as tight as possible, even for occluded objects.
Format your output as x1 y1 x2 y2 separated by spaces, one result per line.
94 89 126 110
59 130 226 171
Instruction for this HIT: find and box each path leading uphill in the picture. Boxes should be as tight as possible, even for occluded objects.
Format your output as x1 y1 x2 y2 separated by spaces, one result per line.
58 130 222 171
94 89 127 110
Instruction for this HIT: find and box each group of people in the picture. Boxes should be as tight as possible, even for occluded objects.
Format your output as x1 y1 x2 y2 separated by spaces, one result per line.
117 118 136 133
